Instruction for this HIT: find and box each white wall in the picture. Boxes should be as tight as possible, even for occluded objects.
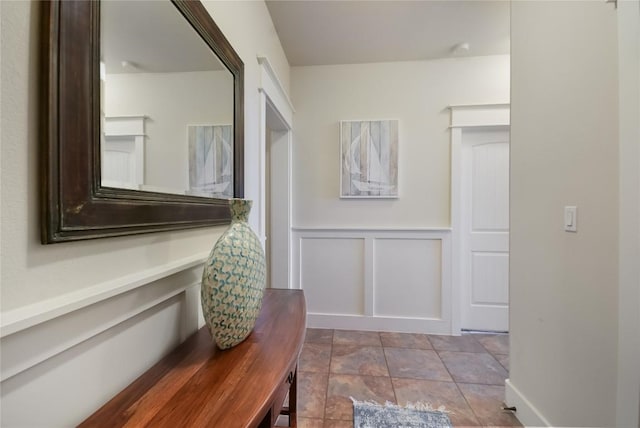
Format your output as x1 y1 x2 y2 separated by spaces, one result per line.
292 56 509 228
0 0 289 425
290 56 509 333
105 70 233 193
0 0 224 319
507 2 619 426
202 0 290 232
616 0 640 426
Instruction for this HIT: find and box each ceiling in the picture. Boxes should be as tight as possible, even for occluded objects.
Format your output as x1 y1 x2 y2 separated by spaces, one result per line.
101 1 510 74
102 1 224 74
265 0 510 67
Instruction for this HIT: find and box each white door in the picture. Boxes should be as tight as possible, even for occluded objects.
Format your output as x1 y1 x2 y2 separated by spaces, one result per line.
460 129 510 331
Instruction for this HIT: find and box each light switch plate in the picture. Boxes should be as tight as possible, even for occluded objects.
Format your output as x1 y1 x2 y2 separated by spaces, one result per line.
564 206 577 232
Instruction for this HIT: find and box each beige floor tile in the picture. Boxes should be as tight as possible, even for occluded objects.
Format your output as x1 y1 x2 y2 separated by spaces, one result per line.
380 332 433 349
384 347 452 382
300 342 332 373
325 374 395 421
296 417 324 428
323 420 353 428
428 334 486 353
457 383 522 427
476 334 510 355
439 351 508 385
305 328 334 344
330 345 388 376
333 330 382 346
298 372 329 419
494 353 509 371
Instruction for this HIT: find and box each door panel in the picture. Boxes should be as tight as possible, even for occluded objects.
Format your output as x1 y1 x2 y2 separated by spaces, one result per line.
472 143 509 230
461 130 510 331
471 252 509 304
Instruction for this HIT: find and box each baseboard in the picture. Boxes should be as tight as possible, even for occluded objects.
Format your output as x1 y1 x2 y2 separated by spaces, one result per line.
505 378 552 427
307 313 454 335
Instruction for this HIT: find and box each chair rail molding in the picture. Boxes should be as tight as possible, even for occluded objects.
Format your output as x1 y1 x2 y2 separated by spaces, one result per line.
0 253 207 427
1 252 208 338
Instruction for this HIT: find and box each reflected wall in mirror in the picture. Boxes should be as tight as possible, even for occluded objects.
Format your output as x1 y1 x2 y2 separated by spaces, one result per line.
41 0 244 243
100 1 234 198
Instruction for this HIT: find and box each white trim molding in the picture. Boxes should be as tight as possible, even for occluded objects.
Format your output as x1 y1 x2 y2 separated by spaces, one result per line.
256 56 294 249
0 257 207 383
1 256 206 426
292 227 454 335
1 252 208 338
257 56 295 123
257 56 295 290
449 103 510 128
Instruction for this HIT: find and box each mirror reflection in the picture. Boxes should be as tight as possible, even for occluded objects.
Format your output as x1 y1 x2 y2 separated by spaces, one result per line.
100 1 234 199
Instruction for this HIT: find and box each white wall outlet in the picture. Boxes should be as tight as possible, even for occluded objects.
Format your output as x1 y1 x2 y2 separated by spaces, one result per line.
564 206 577 232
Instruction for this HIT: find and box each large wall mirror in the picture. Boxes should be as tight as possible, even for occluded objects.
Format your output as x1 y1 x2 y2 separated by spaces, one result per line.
41 0 244 244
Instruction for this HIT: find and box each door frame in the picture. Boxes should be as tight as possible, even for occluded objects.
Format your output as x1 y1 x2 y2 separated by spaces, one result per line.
258 57 295 289
449 104 510 334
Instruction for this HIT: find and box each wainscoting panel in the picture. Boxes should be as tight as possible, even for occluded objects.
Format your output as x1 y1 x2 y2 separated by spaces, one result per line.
0 261 205 427
293 228 453 334
374 238 442 319
300 237 365 315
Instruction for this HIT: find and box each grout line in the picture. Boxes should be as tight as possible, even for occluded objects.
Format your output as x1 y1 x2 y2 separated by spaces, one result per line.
321 329 334 422
455 380 484 427
432 337 485 426
424 333 435 351
378 332 399 405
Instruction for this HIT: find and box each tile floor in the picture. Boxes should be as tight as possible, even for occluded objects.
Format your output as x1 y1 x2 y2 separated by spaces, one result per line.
294 328 522 428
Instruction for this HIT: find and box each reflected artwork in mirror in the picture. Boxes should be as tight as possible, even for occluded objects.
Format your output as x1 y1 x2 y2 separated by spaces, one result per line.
100 1 234 198
41 0 244 243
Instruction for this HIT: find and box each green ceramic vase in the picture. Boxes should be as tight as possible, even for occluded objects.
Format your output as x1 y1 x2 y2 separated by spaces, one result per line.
201 199 266 349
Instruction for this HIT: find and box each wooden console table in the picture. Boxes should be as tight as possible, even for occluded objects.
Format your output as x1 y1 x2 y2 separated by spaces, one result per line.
80 289 306 428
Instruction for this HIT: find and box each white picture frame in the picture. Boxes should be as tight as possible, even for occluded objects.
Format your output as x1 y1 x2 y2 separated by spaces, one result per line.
340 119 399 198
187 124 233 198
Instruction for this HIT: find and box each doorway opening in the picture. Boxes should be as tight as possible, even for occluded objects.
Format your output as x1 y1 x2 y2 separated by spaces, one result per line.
264 98 292 289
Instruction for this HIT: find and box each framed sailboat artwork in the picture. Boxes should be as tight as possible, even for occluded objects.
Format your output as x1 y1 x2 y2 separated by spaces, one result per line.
187 124 234 199
340 119 399 198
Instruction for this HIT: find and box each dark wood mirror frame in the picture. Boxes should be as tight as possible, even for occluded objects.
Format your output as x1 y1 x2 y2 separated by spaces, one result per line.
41 0 244 244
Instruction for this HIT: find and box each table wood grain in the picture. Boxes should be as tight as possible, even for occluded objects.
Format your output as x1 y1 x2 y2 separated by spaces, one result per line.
79 289 306 428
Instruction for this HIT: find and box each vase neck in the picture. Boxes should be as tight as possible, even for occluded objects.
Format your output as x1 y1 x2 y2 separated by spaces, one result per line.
229 199 251 222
